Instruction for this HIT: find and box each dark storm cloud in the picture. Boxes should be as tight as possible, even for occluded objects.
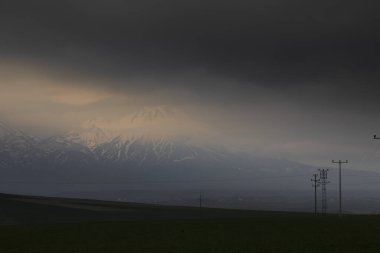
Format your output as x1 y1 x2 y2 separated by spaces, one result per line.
1 0 380 106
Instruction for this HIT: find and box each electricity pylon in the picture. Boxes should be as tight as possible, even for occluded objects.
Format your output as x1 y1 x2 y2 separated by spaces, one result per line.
318 169 329 215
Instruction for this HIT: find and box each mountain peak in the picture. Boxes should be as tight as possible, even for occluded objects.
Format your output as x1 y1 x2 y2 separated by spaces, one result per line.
60 126 112 150
130 106 178 124
72 106 204 144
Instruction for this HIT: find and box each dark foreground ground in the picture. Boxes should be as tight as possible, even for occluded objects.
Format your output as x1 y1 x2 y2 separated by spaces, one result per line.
0 193 379 253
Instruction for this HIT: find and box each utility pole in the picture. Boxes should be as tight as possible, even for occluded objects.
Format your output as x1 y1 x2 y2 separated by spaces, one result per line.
332 160 348 218
318 169 329 215
311 173 320 216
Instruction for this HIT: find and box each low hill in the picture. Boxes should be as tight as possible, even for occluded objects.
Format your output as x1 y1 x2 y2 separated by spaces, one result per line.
0 193 295 225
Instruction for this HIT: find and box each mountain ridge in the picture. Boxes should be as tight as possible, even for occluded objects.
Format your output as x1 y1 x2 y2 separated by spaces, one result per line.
0 115 327 196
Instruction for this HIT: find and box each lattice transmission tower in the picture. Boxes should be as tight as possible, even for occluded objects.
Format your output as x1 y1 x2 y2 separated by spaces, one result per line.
318 169 329 215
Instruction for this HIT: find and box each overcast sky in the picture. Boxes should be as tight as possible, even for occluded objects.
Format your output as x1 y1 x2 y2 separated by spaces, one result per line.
1 0 380 170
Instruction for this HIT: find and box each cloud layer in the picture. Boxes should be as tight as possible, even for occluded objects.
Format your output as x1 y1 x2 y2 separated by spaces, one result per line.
1 0 380 170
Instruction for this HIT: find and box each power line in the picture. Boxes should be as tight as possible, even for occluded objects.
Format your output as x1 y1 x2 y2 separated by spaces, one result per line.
332 160 348 218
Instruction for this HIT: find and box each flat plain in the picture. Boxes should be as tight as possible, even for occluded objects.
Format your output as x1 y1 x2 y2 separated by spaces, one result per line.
0 193 379 253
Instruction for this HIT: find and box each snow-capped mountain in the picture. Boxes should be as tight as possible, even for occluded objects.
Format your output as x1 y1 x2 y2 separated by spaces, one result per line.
41 126 111 151
0 107 319 194
65 106 214 165
0 122 36 149
0 122 39 169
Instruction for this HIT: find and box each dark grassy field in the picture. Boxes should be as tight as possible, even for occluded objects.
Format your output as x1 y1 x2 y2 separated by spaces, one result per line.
0 193 379 253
